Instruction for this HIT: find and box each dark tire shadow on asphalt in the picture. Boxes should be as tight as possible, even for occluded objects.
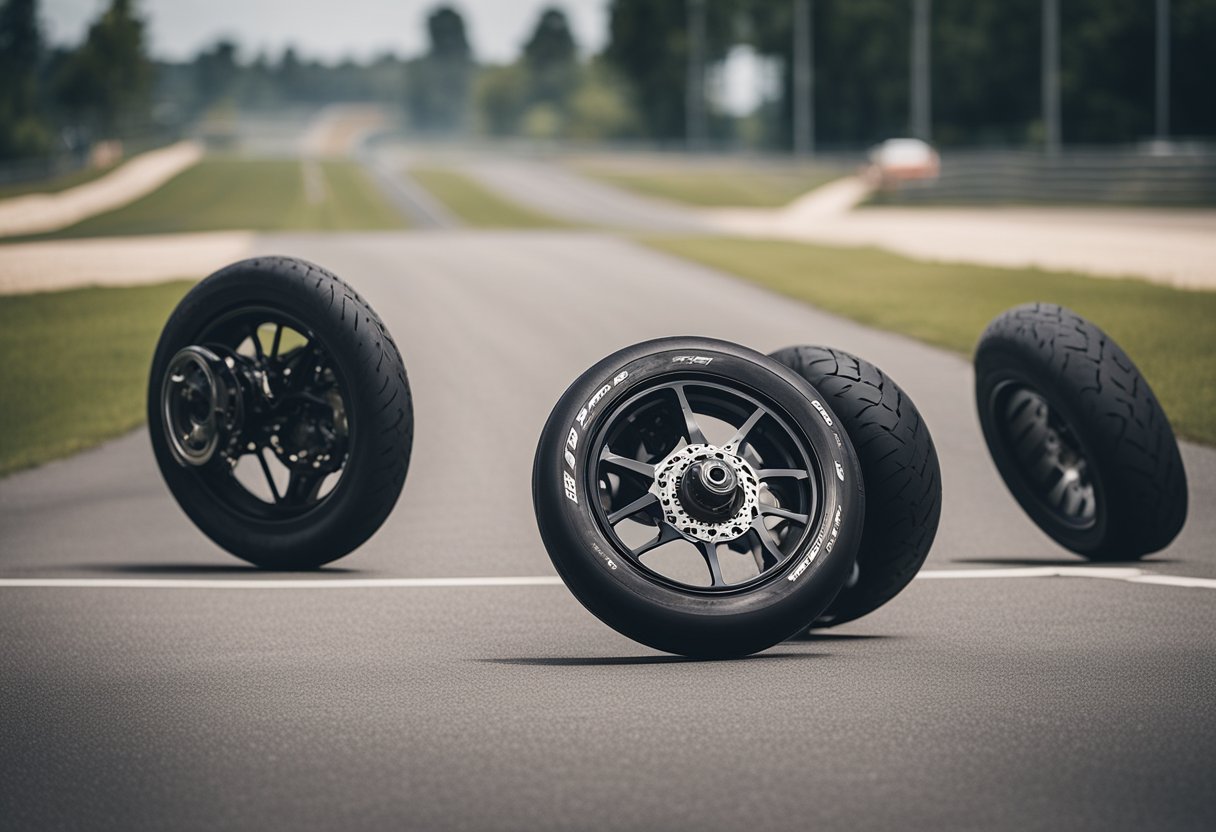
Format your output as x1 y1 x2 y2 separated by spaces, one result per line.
477 651 828 667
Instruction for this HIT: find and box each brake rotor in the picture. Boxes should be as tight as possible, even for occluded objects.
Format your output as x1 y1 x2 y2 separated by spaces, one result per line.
654 444 761 543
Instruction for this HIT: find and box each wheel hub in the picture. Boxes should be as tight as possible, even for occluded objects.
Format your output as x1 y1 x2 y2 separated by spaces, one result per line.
654 444 760 543
161 346 244 467
268 387 347 474
679 459 744 521
1000 386 1096 528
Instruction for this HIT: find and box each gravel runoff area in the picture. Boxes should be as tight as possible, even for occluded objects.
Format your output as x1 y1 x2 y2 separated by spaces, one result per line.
703 179 1216 290
0 141 204 238
297 104 388 158
0 232 253 294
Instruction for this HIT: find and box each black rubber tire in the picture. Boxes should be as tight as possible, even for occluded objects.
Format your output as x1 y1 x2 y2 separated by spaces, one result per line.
771 346 942 627
532 336 865 658
148 256 413 568
975 303 1186 560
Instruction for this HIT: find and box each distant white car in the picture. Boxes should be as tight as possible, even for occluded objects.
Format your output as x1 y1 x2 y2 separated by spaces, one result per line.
866 138 940 186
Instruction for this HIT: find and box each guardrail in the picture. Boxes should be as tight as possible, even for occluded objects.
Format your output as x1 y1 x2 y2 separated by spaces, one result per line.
873 146 1216 206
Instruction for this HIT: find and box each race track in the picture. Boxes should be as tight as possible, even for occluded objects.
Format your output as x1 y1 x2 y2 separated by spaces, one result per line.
2 231 1213 831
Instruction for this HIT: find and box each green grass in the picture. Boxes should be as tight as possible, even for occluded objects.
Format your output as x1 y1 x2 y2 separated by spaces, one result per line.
646 237 1216 445
23 157 406 239
0 162 122 200
0 281 194 475
577 165 844 208
410 167 569 228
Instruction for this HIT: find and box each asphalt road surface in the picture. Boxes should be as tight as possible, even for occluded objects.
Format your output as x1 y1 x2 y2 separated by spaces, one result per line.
2 231 1214 831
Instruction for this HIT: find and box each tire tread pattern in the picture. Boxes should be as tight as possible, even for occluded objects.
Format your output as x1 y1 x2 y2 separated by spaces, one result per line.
246 256 413 528
975 302 1185 558
772 345 941 626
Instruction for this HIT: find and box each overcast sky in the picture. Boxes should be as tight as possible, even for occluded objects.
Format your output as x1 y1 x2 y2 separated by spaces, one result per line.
40 0 611 63
39 0 772 114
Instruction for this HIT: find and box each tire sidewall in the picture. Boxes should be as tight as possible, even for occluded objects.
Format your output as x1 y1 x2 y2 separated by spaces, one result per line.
533 337 864 657
148 258 403 567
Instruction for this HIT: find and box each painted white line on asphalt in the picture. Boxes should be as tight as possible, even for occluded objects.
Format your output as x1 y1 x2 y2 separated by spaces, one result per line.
915 566 1146 581
1125 574 1216 590
0 576 566 590
0 568 1212 590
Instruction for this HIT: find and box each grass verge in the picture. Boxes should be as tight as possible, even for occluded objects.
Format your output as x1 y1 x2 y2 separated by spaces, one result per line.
646 237 1216 445
0 281 193 475
410 167 569 228
19 157 406 239
576 165 845 208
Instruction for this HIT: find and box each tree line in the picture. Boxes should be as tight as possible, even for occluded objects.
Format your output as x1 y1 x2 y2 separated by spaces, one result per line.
2 0 1214 165
606 0 1216 148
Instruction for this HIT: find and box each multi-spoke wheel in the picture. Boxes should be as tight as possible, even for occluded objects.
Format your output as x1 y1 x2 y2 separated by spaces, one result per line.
532 337 865 658
975 303 1186 560
149 256 413 568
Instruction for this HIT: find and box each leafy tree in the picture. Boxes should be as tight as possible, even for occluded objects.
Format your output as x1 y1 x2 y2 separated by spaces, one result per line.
745 0 1216 149
523 7 578 108
1173 0 1216 138
276 46 305 101
54 0 153 137
194 39 240 110
406 5 474 133
604 0 741 141
930 0 1039 146
476 63 528 135
0 0 52 158
565 60 639 140
749 0 910 149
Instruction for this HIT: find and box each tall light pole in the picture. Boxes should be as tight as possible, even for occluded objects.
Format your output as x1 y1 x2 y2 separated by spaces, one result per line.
792 0 814 156
1155 0 1170 140
1042 0 1061 156
910 0 931 140
686 0 707 152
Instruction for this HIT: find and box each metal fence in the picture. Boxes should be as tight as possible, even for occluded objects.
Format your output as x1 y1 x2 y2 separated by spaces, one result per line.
874 145 1216 206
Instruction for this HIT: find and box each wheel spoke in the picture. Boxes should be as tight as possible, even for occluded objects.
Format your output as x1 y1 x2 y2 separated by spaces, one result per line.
673 385 707 445
281 340 319 388
697 539 727 587
607 492 659 525
757 468 809 481
724 406 765 453
601 452 656 481
255 449 281 503
632 521 683 558
760 504 809 525
285 468 326 505
751 518 785 570
270 323 284 359
249 324 265 361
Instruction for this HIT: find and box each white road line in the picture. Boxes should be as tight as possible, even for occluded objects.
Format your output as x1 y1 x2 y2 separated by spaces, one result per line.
0 568 1212 590
0 576 566 590
1125 574 1216 590
915 566 1146 581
